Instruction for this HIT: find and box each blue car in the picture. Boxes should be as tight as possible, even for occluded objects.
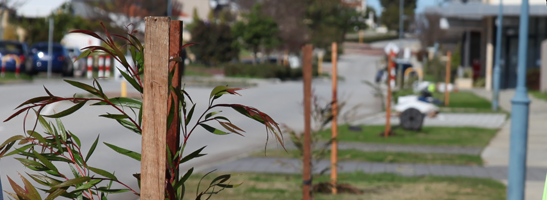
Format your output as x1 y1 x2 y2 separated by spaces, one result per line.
30 42 73 76
0 40 31 74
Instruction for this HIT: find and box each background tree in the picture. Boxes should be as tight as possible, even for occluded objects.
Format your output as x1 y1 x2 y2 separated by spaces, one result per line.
0 0 25 39
190 19 239 65
306 0 359 49
379 0 417 31
261 0 308 54
232 3 281 64
14 3 98 45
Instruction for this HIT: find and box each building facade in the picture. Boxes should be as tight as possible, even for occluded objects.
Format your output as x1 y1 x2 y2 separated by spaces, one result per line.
424 0 547 90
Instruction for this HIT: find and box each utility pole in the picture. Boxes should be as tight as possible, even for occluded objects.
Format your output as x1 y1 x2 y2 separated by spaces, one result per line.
507 0 530 199
397 0 404 88
492 0 503 111
167 0 172 17
47 17 54 79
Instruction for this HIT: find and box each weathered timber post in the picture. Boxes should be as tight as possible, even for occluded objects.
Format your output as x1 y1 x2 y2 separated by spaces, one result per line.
330 42 338 194
167 20 183 183
302 44 313 200
141 17 170 200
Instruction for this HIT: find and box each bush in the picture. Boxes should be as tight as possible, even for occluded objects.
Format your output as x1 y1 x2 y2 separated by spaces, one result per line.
224 63 318 80
345 34 399 43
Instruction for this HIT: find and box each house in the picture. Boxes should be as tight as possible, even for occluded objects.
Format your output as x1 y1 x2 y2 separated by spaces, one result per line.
423 0 547 90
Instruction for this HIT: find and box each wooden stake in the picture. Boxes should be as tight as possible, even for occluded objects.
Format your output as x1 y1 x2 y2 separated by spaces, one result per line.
141 17 170 200
167 20 183 185
330 42 338 194
445 51 451 106
385 51 394 137
302 44 313 200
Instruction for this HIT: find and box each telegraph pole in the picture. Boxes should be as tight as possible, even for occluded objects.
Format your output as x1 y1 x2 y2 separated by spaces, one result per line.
492 0 503 111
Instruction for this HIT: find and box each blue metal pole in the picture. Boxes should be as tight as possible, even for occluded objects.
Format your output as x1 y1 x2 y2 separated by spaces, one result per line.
492 0 503 111
507 0 531 199
0 168 3 200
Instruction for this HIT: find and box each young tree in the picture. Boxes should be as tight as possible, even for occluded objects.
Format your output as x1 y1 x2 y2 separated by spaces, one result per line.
306 0 359 49
190 20 239 65
379 0 417 31
231 3 281 64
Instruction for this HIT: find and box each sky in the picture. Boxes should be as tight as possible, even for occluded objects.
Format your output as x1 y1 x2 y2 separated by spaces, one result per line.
17 0 67 18
368 0 440 14
17 0 439 18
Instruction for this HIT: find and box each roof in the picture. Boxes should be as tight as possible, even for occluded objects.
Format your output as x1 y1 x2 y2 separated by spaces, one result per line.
424 3 547 18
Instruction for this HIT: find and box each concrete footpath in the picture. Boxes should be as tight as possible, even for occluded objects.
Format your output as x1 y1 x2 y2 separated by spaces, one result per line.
471 89 547 200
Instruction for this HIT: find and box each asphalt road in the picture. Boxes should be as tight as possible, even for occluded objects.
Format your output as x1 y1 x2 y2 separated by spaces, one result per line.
0 53 381 199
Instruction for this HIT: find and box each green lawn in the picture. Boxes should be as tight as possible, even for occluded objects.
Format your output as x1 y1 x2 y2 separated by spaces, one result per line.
317 125 497 147
0 72 32 83
253 149 482 166
530 91 547 102
183 172 505 200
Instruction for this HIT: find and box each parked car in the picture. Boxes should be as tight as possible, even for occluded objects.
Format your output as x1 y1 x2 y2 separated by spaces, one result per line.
0 40 32 74
66 47 87 77
29 42 73 76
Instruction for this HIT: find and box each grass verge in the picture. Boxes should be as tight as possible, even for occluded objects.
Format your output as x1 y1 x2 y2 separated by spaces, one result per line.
252 149 482 166
0 72 32 84
317 125 497 147
183 172 505 200
530 91 547 102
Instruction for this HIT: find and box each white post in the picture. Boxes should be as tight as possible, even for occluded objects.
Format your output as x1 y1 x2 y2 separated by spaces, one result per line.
47 17 54 79
87 56 93 79
98 55 104 77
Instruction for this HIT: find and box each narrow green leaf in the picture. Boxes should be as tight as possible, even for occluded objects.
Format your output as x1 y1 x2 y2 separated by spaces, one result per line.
167 97 175 129
27 131 46 144
20 173 42 200
64 80 100 96
118 68 143 93
75 48 92 61
75 179 102 191
51 177 91 189
69 131 82 147
43 101 87 118
45 188 66 200
185 104 195 125
38 114 53 135
51 123 64 153
99 114 129 120
174 167 193 190
205 111 222 120
15 158 45 168
56 118 67 141
116 118 141 134
210 174 230 186
85 135 100 162
7 176 29 199
96 187 130 194
15 96 51 109
33 149 59 172
104 142 141 161
180 146 206 164
209 86 228 99
0 135 25 148
4 144 33 157
88 166 117 181
91 97 142 108
28 174 61 186
200 124 229 135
